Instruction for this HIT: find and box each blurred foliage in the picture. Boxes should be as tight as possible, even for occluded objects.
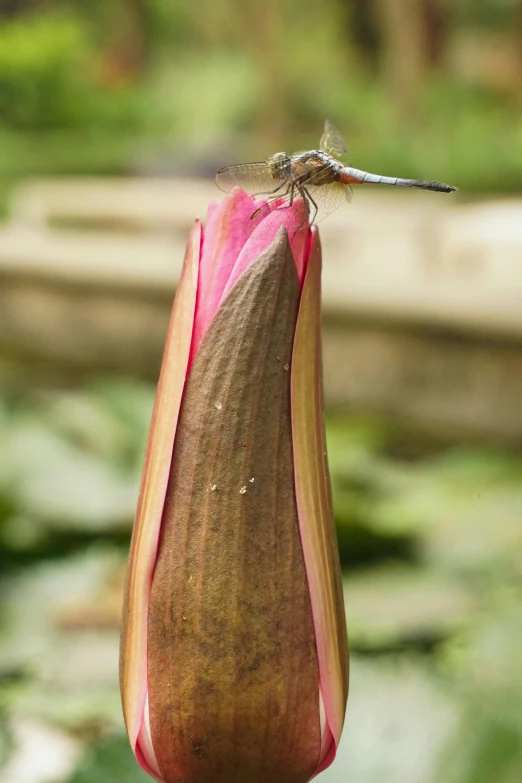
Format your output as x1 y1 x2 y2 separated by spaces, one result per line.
454 0 522 28
0 11 143 131
439 603 522 783
0 379 521 781
0 13 90 129
0 2 521 779
0 381 153 565
65 736 150 783
0 0 520 193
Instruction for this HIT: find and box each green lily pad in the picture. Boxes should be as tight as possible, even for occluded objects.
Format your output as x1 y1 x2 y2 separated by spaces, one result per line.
65 735 149 783
344 565 476 650
0 548 125 731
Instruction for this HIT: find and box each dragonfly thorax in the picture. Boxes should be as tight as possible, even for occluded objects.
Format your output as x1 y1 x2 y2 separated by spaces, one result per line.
267 152 292 181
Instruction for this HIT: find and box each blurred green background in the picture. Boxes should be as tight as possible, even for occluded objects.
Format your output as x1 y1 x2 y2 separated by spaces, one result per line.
1 2 522 783
0 0 521 197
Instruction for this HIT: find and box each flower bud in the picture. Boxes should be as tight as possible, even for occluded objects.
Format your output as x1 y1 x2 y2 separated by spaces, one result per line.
120 190 349 783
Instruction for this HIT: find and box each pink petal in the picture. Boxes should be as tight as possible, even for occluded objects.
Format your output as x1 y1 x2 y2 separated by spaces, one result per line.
135 695 165 782
190 189 254 361
192 189 311 364
221 196 310 301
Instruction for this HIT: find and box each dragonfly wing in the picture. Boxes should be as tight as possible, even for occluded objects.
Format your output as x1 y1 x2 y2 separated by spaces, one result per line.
320 120 348 158
301 180 350 224
215 162 286 196
345 184 354 203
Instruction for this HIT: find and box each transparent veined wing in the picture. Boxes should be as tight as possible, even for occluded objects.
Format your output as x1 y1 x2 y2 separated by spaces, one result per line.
301 180 351 224
320 120 347 158
215 161 288 196
296 160 352 221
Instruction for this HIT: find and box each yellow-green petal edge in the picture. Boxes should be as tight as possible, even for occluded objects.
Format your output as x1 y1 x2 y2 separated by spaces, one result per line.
120 221 201 749
291 228 349 750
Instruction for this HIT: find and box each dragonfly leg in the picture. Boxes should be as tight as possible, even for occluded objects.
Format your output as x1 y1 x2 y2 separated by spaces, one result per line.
303 187 318 225
250 182 292 220
257 180 289 197
265 183 295 213
286 186 313 236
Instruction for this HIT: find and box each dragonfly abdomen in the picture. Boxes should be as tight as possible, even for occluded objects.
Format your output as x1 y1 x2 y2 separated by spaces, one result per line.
340 167 457 193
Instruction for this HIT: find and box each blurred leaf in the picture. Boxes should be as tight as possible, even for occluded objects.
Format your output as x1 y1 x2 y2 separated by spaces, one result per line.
0 548 125 731
320 656 459 783
0 420 138 534
65 735 150 783
345 566 476 652
0 12 92 130
439 604 522 783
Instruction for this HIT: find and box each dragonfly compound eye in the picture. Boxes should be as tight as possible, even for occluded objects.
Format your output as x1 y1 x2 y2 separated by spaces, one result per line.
267 152 291 180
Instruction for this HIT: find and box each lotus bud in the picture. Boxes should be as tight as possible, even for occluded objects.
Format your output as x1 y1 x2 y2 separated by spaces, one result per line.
120 189 349 783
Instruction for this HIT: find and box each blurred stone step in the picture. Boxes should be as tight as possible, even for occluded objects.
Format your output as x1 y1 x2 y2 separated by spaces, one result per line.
9 177 215 235
1 181 522 439
6 178 522 337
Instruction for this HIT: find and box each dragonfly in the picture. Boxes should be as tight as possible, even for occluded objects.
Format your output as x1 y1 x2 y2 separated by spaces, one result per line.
216 120 457 232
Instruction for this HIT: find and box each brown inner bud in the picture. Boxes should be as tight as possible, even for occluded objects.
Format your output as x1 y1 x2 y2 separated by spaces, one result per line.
148 230 321 783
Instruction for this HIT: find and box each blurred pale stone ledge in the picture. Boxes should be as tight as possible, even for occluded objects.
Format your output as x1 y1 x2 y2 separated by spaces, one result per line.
1 177 522 439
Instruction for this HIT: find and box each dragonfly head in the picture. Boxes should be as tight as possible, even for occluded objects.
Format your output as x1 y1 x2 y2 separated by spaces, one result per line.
267 152 291 181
